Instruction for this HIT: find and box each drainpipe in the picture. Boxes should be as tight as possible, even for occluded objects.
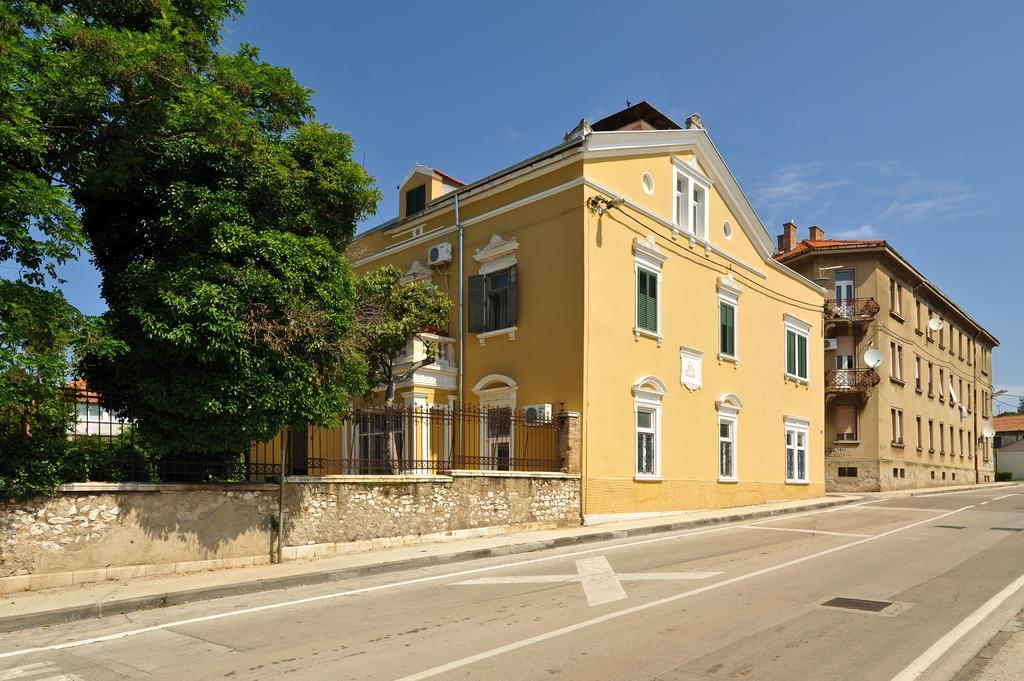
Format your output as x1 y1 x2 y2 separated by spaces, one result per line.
456 191 464 405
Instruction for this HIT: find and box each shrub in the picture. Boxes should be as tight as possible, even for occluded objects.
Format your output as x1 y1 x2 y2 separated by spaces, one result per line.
995 471 1013 482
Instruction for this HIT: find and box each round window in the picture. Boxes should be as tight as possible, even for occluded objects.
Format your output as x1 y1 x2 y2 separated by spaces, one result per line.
723 220 733 239
641 172 655 195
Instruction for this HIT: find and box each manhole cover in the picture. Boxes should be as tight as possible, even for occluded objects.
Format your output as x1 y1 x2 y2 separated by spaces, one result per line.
935 525 966 530
990 527 1023 532
821 597 893 612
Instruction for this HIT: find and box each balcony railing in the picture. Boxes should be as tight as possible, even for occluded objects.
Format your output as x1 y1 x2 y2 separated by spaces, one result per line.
824 297 880 322
394 333 456 370
825 368 881 392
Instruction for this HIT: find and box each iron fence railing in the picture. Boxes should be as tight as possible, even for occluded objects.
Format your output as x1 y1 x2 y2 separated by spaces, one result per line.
248 405 565 480
825 368 881 392
824 297 881 321
60 392 567 484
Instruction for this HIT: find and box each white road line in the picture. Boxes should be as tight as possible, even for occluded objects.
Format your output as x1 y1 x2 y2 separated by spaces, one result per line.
389 504 976 681
576 557 628 606
979 501 989 505
834 506 949 513
738 525 871 538
889 571 1024 681
0 500 882 661
993 493 1019 501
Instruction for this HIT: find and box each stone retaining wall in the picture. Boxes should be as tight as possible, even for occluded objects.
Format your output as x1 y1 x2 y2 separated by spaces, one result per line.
0 473 581 593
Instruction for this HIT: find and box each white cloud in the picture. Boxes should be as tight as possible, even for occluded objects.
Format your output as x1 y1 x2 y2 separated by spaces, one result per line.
751 162 849 208
833 224 878 239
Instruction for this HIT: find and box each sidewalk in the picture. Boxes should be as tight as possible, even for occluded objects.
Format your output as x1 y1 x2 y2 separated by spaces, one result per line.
0 482 1016 634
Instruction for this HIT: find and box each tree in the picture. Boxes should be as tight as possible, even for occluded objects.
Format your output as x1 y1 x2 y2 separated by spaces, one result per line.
4 1 381 459
354 265 453 404
352 265 451 472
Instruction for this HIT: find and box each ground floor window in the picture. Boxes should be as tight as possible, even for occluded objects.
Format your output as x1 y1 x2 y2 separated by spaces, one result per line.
719 417 736 480
633 376 666 478
837 466 858 477
785 417 810 483
486 407 513 471
354 411 406 474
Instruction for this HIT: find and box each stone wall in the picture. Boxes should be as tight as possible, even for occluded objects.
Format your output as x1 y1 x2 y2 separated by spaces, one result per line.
0 473 581 593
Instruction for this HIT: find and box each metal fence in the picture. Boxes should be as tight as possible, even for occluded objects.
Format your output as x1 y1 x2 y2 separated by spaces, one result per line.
62 394 566 483
248 405 564 480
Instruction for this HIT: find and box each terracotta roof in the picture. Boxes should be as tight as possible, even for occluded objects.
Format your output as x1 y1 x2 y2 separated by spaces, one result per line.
994 414 1024 433
66 378 99 401
774 238 887 261
432 168 466 187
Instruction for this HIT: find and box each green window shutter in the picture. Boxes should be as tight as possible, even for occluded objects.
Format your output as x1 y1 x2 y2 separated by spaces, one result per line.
720 303 735 356
797 334 808 378
506 265 518 326
468 275 486 333
786 330 796 375
637 269 657 332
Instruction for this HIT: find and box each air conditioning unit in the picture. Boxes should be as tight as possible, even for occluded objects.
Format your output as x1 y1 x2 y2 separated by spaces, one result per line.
824 338 838 351
427 242 452 267
523 403 553 425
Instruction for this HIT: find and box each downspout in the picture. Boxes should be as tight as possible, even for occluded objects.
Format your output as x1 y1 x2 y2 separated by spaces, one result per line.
456 190 464 407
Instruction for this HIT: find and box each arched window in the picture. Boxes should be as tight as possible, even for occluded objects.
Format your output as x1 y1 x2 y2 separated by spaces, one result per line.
716 394 743 482
632 376 666 478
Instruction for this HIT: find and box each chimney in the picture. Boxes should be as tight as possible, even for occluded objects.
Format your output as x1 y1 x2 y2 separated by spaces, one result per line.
684 113 704 130
777 221 798 253
809 225 825 241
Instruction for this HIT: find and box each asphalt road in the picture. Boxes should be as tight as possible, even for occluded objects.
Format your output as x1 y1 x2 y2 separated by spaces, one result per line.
2 486 1023 681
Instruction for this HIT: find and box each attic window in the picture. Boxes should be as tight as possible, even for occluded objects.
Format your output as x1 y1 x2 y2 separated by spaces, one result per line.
405 184 427 216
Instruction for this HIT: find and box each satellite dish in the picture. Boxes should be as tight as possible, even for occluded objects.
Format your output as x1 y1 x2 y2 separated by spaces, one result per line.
983 425 996 439
863 348 883 369
928 317 944 332
960 405 968 421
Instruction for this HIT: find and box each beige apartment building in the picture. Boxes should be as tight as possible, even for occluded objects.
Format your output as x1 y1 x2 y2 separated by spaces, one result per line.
775 224 998 491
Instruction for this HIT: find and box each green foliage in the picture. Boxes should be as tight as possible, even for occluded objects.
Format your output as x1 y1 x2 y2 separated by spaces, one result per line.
354 265 453 402
0 280 125 498
2 1 381 457
995 471 1013 482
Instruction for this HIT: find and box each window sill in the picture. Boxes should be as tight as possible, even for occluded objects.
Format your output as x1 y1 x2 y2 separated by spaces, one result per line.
890 311 905 323
476 326 517 346
926 337 935 344
928 393 935 399
717 476 739 484
634 475 662 482
718 353 739 365
916 447 924 453
915 329 924 336
939 344 946 351
915 388 923 394
833 440 860 445
634 327 663 346
929 449 935 454
890 377 906 386
785 479 811 486
892 442 906 449
785 374 810 386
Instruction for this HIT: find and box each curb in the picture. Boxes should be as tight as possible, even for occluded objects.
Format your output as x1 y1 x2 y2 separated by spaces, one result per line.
0 497 855 633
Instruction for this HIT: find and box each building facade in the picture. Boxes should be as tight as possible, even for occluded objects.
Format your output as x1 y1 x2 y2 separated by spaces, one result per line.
993 414 1024 481
348 102 826 520
775 226 998 491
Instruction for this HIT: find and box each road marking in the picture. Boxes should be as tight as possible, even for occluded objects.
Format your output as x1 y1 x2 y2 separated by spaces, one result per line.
834 506 948 513
455 555 721 607
889 571 1024 681
0 661 80 680
390 504 976 681
979 501 989 505
738 525 871 538
0 500 883 661
993 493 1019 501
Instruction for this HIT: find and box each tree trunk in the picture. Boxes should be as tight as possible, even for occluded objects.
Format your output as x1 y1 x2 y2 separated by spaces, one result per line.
384 358 401 474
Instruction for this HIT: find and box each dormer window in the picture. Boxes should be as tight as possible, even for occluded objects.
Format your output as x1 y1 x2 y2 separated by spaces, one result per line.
405 184 426 216
672 159 711 240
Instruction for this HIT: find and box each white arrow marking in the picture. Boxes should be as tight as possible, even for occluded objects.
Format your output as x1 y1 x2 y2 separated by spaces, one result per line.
455 555 721 606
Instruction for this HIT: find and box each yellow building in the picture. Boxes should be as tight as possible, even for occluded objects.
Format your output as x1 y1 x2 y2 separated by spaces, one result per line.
349 102 827 520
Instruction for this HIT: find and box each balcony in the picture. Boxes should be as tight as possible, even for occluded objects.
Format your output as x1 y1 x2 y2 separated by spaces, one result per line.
823 297 879 337
394 333 456 370
825 368 881 394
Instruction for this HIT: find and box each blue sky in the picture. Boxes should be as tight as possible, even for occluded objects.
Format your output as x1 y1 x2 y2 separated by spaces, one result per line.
54 1 1024 410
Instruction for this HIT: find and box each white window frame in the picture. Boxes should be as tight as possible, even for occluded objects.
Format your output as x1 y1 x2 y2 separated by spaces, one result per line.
632 376 666 480
784 415 811 484
717 274 742 363
891 407 904 446
472 374 518 471
716 394 742 482
784 314 811 383
633 235 667 345
671 159 712 242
